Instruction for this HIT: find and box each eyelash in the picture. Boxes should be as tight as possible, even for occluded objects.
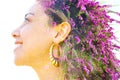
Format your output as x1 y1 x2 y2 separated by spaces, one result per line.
25 18 31 22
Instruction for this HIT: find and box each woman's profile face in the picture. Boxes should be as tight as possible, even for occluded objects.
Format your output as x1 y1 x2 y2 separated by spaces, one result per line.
12 2 54 66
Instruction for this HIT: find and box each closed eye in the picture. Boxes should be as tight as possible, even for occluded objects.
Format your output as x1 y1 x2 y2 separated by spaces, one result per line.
24 13 34 22
25 17 30 22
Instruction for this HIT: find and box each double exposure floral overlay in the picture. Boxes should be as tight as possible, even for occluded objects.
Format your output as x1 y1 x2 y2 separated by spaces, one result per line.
41 0 120 79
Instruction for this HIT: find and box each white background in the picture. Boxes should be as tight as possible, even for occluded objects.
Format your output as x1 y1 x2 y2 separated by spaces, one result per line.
0 0 119 80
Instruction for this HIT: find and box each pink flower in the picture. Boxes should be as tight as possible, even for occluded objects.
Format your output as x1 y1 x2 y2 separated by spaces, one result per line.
75 36 81 43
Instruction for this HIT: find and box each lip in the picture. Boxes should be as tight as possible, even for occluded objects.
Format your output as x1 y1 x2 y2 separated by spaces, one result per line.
15 41 23 44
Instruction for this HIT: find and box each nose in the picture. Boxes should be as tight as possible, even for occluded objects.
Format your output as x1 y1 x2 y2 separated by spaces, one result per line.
12 29 20 38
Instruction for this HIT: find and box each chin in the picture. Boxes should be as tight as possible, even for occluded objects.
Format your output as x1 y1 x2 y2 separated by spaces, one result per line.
14 57 32 67
14 58 25 66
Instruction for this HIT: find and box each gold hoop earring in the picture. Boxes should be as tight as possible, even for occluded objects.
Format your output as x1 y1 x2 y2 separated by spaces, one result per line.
49 44 60 67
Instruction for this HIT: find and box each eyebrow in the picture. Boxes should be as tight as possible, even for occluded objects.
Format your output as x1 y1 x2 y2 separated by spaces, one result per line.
25 13 35 18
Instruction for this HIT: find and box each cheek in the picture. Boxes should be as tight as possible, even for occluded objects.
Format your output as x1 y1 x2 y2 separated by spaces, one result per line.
20 24 52 58
20 25 41 52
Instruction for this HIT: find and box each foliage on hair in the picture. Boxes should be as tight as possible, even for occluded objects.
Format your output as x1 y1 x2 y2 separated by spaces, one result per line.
40 0 120 80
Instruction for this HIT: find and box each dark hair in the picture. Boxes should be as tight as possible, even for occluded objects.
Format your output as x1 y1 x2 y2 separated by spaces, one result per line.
39 0 120 80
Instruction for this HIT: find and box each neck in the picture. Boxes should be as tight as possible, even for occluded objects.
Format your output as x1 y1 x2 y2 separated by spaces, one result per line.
32 62 62 80
28 45 64 80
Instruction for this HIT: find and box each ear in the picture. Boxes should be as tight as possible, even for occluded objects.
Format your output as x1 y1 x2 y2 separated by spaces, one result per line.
53 22 71 44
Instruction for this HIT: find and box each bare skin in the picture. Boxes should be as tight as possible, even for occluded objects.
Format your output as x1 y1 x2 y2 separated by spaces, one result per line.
12 1 71 80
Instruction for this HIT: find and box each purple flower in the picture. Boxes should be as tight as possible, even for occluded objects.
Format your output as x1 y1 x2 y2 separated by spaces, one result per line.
83 66 90 74
70 18 75 27
77 0 82 8
88 62 93 71
52 21 56 27
75 36 81 43
81 5 86 11
114 45 120 49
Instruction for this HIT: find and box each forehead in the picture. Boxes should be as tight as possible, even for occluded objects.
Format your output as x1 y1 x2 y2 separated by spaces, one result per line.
28 2 46 17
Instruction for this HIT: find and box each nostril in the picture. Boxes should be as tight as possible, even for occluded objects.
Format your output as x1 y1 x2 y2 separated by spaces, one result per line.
12 31 20 37
12 34 17 37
